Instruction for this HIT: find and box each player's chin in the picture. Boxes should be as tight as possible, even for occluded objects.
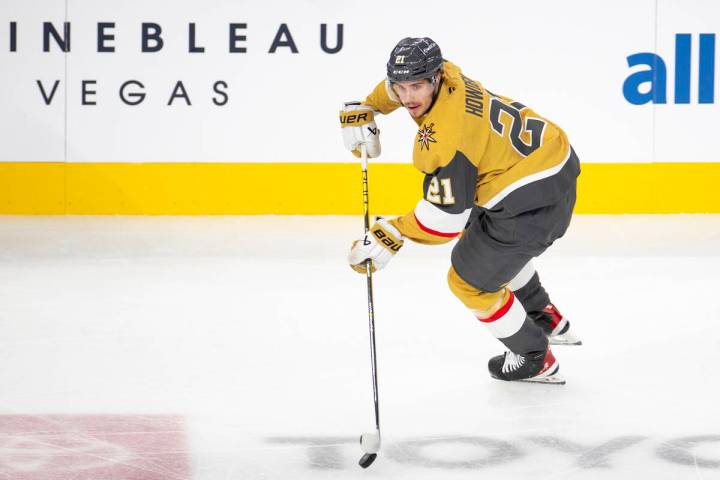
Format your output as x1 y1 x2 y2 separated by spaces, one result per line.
406 105 424 117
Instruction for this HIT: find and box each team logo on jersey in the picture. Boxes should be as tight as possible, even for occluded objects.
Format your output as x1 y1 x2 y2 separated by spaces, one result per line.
417 123 437 150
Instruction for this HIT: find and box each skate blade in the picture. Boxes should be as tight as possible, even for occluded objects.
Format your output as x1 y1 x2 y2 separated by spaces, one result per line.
520 364 566 385
549 337 583 346
549 331 583 346
491 364 566 385
520 374 566 385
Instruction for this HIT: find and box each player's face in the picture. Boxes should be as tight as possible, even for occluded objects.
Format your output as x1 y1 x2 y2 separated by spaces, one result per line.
392 76 438 118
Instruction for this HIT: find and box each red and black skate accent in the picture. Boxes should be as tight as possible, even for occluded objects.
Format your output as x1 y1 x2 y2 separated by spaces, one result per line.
529 304 582 346
530 304 566 334
488 348 565 385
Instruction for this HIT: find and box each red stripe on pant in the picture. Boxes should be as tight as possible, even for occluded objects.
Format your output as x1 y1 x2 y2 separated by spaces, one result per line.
477 291 514 323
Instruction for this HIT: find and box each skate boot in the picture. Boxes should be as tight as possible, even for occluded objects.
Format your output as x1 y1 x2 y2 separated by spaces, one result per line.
530 304 582 346
488 348 565 384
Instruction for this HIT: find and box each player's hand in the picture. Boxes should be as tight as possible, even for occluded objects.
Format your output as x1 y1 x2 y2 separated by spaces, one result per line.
348 218 404 274
339 102 381 158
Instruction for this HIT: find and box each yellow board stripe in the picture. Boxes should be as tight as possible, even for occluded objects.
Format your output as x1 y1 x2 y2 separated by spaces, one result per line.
1 162 719 214
576 163 720 214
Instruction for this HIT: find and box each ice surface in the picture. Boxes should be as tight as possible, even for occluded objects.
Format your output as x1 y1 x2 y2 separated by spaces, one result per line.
0 215 719 479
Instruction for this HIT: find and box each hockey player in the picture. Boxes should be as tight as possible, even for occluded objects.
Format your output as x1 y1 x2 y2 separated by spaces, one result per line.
340 37 581 384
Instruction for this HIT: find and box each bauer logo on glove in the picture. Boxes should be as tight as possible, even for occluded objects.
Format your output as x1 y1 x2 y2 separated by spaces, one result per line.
339 102 381 158
348 218 404 274
339 111 373 126
373 228 402 252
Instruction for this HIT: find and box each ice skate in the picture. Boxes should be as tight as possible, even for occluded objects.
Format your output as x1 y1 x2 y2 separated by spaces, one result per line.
488 348 565 385
530 304 582 346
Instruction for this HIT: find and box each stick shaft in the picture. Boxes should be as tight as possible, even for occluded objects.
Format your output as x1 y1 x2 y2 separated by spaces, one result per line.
361 144 380 432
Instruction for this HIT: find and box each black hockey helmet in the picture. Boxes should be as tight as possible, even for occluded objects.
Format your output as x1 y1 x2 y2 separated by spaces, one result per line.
386 37 443 83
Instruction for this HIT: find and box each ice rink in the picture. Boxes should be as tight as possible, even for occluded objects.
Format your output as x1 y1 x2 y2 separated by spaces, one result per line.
0 214 719 479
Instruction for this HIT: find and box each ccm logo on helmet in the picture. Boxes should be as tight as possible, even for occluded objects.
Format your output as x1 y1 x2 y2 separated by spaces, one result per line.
340 112 372 125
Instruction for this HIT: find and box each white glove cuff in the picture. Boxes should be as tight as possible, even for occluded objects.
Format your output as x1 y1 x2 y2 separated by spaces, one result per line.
375 217 403 240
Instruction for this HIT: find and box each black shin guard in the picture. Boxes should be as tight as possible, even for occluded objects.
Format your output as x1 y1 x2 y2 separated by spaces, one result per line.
513 272 550 314
498 316 549 354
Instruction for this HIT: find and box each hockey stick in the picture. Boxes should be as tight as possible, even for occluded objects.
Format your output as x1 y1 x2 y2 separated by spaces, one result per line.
357 143 381 469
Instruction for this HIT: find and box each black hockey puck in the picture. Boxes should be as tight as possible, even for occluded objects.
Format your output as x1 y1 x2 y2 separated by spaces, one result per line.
358 453 377 468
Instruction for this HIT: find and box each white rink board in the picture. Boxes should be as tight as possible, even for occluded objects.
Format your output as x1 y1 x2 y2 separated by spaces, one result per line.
0 0 718 163
655 0 720 163
0 1 66 163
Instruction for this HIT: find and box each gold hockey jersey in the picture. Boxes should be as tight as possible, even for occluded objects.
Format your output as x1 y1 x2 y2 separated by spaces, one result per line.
362 61 578 245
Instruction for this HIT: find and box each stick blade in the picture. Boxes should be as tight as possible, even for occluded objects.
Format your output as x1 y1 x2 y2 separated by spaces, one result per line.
358 453 377 468
360 431 381 453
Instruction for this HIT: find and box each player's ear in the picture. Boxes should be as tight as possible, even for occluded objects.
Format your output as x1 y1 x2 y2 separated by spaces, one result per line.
431 71 442 89
430 71 440 85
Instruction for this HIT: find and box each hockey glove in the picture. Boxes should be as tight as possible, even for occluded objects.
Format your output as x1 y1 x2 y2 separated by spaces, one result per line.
339 102 381 158
348 218 404 274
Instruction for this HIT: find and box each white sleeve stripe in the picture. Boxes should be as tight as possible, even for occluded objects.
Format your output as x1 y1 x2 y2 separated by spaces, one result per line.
482 146 572 210
414 199 471 235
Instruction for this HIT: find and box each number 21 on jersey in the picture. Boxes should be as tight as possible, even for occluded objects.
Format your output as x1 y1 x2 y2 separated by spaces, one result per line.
426 177 455 205
489 95 546 157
